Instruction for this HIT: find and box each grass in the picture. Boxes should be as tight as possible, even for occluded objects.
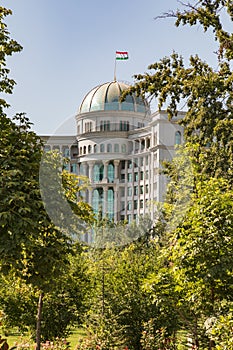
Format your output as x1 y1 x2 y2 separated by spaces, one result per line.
67 328 87 349
1 327 87 350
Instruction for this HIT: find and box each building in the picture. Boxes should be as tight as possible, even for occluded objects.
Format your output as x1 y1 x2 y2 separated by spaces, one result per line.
41 80 184 227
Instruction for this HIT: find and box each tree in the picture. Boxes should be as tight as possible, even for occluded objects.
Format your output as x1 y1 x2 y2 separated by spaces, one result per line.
120 1 233 347
0 7 94 349
122 0 233 183
0 7 22 113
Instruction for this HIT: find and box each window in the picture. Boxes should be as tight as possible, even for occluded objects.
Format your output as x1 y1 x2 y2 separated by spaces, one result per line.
108 163 114 183
107 144 112 153
140 199 143 209
100 144 105 152
85 122 92 132
121 174 125 183
135 140 140 152
120 187 125 197
92 188 103 215
134 200 138 209
121 160 125 169
134 172 138 182
63 147 70 157
127 201 132 210
127 173 132 182
127 214 132 223
127 187 132 196
121 144 127 153
134 186 138 196
100 120 110 131
107 188 114 220
140 186 143 194
120 121 129 131
141 140 145 150
88 145 92 153
121 201 125 211
94 164 104 182
79 163 84 175
83 146 86 154
94 144 97 153
44 145 51 152
71 164 77 173
128 160 132 169
138 122 145 128
175 131 181 145
63 164 69 171
114 144 119 152
140 171 144 180
146 184 149 194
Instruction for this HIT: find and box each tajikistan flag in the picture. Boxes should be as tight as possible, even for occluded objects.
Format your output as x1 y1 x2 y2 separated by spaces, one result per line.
116 51 129 60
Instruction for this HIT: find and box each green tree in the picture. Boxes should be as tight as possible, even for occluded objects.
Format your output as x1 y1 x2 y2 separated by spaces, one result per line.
0 7 22 113
123 0 233 183
85 237 171 350
0 7 94 348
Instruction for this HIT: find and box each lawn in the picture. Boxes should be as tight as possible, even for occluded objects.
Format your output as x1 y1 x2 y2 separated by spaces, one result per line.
2 327 87 350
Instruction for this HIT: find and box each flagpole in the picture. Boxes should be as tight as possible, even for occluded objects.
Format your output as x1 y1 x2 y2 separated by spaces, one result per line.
114 54 117 81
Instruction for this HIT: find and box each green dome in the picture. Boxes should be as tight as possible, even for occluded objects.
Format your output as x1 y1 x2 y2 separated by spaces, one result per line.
79 81 149 114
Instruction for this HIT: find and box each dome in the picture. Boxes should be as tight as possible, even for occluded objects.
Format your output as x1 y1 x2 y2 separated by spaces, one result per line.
79 81 149 114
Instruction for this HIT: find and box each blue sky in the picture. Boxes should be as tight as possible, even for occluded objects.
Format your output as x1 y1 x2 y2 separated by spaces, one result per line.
3 0 221 135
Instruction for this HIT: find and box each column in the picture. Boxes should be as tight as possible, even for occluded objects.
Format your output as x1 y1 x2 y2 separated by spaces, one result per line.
88 161 94 183
114 160 120 180
88 188 93 206
103 160 109 182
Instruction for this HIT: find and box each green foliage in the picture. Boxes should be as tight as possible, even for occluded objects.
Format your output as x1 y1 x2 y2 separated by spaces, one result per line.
0 7 23 112
0 250 91 341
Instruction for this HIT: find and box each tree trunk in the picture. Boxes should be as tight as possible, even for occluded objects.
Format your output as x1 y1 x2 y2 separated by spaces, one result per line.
36 292 44 350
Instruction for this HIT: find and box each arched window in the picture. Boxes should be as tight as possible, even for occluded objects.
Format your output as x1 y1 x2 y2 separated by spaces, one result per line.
92 188 103 215
99 165 104 180
44 145 51 153
83 146 86 154
80 147 82 155
94 144 97 153
94 164 99 182
121 144 126 153
114 144 119 152
88 145 92 153
107 144 112 153
100 144 105 152
63 147 70 157
93 164 104 182
108 163 114 183
79 163 84 175
175 131 181 145
107 188 114 220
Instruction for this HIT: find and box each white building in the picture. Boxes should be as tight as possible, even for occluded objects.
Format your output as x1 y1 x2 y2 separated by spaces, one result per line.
42 80 184 224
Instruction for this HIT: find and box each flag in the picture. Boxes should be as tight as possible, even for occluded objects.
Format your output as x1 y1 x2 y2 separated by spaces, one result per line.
116 51 129 60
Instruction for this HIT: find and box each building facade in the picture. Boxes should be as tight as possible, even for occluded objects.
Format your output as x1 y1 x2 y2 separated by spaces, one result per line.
42 80 184 225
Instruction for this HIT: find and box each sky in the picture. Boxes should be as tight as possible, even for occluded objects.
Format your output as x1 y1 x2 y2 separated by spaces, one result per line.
2 0 223 135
